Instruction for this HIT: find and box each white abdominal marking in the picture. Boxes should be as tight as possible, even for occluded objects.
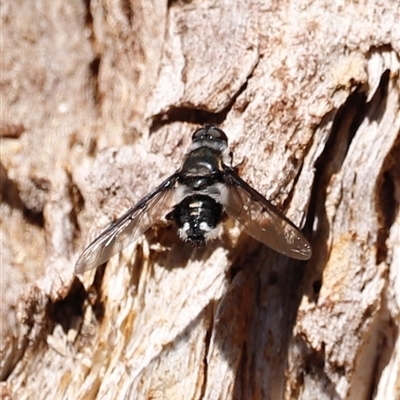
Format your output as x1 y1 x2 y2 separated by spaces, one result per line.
199 221 211 232
189 201 202 208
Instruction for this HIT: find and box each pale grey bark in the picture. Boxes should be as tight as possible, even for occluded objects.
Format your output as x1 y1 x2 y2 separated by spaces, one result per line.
1 0 399 399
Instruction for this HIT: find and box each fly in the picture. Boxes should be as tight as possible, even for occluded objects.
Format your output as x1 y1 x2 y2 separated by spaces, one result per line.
75 126 312 273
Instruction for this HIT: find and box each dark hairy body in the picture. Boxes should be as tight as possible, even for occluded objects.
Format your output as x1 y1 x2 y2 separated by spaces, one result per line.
75 126 312 273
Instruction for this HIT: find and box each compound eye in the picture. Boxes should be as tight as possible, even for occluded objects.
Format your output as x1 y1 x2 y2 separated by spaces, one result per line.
207 127 227 142
192 126 228 143
192 127 207 140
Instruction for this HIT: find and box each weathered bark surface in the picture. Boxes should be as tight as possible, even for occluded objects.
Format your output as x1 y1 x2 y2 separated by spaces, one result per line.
1 0 399 399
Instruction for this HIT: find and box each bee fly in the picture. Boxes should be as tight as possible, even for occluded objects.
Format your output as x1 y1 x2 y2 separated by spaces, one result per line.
75 126 312 273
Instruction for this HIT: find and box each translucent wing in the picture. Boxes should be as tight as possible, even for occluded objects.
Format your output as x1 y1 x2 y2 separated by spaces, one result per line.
221 169 312 260
75 173 179 273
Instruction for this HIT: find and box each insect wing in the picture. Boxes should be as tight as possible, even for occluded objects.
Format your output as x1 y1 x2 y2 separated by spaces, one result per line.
221 170 312 260
75 174 179 273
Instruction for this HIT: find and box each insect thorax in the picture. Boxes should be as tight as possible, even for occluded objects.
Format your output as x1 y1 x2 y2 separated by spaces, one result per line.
181 147 223 177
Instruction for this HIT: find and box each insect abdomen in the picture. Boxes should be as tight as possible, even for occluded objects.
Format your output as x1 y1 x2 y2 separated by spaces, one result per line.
166 194 223 246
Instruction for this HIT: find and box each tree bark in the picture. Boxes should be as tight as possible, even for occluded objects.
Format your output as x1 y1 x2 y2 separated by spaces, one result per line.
1 0 399 399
